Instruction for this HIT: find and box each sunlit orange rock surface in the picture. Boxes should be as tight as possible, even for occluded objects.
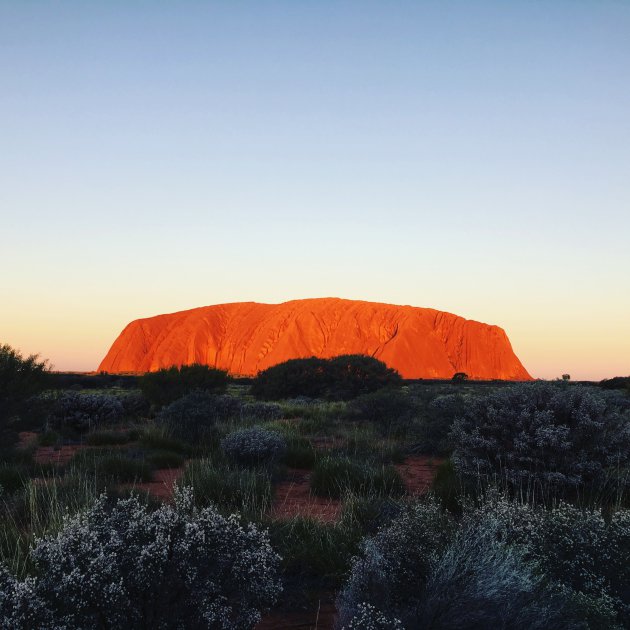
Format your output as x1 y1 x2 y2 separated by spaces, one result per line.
98 298 532 380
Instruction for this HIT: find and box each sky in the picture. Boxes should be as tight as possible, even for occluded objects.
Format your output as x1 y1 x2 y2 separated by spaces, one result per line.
1 1 629 380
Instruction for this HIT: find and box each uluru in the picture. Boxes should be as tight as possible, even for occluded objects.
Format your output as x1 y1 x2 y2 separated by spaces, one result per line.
98 298 532 380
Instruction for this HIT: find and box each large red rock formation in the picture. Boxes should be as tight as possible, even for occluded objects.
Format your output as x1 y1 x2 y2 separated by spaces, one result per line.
98 298 532 380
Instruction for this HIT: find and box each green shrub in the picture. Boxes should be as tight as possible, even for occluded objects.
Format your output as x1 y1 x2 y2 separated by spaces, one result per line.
281 437 317 469
181 460 272 517
251 355 401 401
0 344 50 420
50 392 125 432
221 427 286 466
85 430 130 446
414 393 466 455
155 391 234 444
0 464 26 495
139 427 189 454
37 431 60 447
310 457 405 499
269 517 361 581
345 388 418 432
241 401 283 422
138 364 229 407
146 450 185 469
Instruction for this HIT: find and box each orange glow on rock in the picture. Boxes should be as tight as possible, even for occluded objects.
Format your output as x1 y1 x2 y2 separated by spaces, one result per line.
98 298 532 380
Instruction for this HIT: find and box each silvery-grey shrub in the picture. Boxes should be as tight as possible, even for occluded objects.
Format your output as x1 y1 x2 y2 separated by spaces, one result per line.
156 391 242 442
221 427 286 465
337 492 627 629
336 498 455 628
241 401 283 422
451 382 630 496
0 486 281 630
51 391 124 431
471 491 630 627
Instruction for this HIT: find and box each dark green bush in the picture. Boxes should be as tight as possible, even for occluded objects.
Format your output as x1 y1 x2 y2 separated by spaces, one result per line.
50 392 125 432
310 456 405 499
251 355 401 401
155 391 239 444
221 427 286 466
269 517 361 581
0 344 50 420
85 430 130 446
415 393 467 455
138 364 229 407
345 388 418 432
0 464 26 495
281 437 317 469
146 450 185 469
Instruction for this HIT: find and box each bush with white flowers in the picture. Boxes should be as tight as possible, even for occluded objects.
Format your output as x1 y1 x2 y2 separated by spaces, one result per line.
0 487 282 630
221 427 286 466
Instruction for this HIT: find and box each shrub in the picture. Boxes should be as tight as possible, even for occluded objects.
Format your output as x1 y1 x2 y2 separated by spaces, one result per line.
282 436 317 469
50 391 125 432
337 496 583 630
146 450 185 469
181 460 273 517
0 344 50 420
451 382 630 498
336 498 454 628
473 492 630 627
345 388 417 432
222 427 286 466
119 391 150 417
326 355 402 400
0 465 26 496
415 393 467 455
1 487 281 629
270 517 361 581
251 355 401 401
241 401 283 422
85 430 130 446
138 364 229 407
418 522 577 630
155 391 241 443
311 457 405 499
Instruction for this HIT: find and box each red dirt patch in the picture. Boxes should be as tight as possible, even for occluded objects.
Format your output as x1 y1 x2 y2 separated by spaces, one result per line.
17 431 38 449
270 468 342 523
33 444 85 466
396 455 442 495
119 467 185 502
256 592 337 630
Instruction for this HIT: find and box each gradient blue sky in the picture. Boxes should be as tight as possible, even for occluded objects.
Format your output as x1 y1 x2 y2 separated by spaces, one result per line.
1 1 629 379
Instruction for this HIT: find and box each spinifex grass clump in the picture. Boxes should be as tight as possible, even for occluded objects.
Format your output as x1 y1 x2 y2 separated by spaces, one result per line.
70 449 153 483
221 427 286 466
310 456 405 499
0 487 282 629
181 459 273 518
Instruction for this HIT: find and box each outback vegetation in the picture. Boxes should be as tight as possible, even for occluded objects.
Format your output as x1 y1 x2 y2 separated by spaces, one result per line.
1 343 629 629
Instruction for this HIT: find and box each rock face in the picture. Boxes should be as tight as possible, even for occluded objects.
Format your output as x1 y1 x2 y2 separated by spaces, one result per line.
98 298 532 380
